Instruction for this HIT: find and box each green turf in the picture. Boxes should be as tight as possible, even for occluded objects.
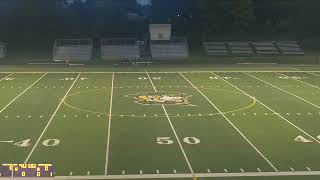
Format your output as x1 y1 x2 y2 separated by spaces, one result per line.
0 66 320 180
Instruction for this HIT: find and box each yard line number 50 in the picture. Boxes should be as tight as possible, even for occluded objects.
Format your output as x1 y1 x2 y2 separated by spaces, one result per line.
157 137 200 145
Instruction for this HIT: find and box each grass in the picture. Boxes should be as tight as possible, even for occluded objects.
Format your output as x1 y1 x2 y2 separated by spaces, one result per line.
0 65 320 180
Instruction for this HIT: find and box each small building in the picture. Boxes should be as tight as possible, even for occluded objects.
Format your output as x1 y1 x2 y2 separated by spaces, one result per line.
0 42 6 59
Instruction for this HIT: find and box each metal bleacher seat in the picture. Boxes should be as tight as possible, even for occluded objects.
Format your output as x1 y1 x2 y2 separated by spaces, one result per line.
53 39 92 62
202 40 305 57
227 42 255 56
101 38 140 60
150 37 189 59
203 42 228 56
252 42 280 55
276 41 304 55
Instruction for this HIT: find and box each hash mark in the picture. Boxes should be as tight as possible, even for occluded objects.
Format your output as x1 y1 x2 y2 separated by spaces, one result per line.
156 170 159 174
306 167 311 171
290 167 295 171
257 168 261 172
122 170 125 175
240 168 245 172
140 170 143 175
207 169 211 173
224 169 228 173
173 169 176 174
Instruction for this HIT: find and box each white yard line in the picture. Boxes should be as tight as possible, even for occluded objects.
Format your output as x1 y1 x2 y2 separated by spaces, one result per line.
180 73 278 172
289 67 301 71
276 72 320 91
145 72 195 176
0 71 320 74
306 71 320 78
104 72 115 175
246 72 320 109
53 171 320 179
0 73 13 82
24 73 81 163
0 73 47 114
213 72 320 144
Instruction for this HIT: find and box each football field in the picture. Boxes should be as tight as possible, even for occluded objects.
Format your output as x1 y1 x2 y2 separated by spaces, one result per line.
1 66 320 180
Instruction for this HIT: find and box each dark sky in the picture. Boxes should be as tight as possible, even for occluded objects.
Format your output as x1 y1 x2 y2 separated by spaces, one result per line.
149 0 192 21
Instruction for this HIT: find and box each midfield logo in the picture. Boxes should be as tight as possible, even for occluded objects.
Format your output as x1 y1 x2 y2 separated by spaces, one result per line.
130 92 192 105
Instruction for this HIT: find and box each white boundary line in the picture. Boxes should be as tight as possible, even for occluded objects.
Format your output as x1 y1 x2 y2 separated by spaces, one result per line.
247 72 320 109
51 171 320 179
104 72 115 175
213 72 320 143
180 73 278 172
276 72 320 91
0 73 14 82
24 73 81 163
0 73 47 115
145 72 195 176
0 71 320 74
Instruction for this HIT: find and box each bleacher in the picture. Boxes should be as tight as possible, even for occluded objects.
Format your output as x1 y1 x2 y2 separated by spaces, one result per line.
53 39 92 62
203 42 228 56
150 37 189 59
228 42 255 56
203 41 305 57
252 42 280 55
0 41 6 59
276 41 304 55
101 38 140 60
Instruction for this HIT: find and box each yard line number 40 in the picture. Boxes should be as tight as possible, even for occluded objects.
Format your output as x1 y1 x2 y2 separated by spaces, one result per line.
13 139 60 147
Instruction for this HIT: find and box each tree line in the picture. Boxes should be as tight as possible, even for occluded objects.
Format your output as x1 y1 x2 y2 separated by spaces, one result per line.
0 0 319 49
